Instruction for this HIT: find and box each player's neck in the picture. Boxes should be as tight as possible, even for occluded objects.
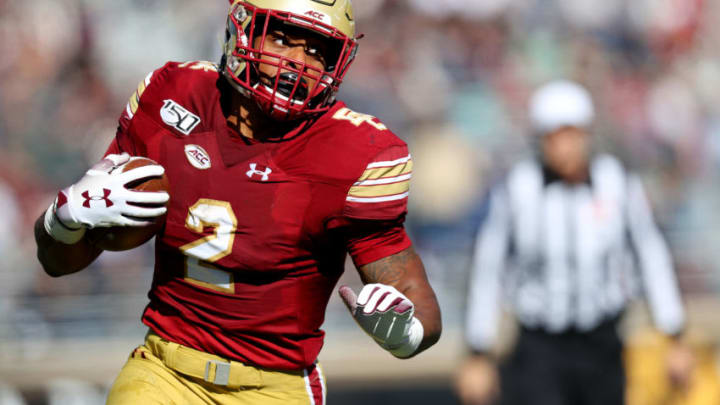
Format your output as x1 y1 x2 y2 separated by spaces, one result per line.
227 94 296 141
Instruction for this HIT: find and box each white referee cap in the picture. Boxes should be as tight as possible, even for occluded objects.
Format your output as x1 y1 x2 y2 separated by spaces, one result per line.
529 80 595 134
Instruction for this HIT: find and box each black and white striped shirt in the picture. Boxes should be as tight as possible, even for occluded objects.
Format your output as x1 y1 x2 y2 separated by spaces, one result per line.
465 154 684 352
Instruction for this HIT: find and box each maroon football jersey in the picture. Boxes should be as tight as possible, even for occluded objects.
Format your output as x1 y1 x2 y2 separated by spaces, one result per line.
105 61 413 369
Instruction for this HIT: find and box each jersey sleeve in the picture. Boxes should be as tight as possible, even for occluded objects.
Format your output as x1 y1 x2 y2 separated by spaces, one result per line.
104 68 160 156
342 143 413 266
345 222 412 267
343 144 412 220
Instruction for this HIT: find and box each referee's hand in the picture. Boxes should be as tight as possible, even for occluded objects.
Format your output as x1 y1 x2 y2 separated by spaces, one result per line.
455 355 499 405
667 340 694 390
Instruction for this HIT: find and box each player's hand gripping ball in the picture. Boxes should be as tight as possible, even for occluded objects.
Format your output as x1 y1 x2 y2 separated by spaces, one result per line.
84 156 170 251
47 153 170 248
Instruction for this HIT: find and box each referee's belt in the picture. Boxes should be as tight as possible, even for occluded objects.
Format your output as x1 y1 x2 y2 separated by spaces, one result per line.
144 331 304 389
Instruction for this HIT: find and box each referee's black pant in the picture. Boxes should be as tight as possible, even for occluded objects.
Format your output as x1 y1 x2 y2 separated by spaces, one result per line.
499 318 625 405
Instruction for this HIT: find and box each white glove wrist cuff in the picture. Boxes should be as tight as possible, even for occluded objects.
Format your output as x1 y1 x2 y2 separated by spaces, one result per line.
387 317 424 359
44 203 85 244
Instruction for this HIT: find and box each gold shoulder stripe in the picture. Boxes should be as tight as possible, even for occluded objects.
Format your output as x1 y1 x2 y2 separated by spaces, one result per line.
125 72 154 118
127 78 149 115
131 92 139 112
136 80 147 98
357 160 413 182
348 180 410 198
128 91 140 114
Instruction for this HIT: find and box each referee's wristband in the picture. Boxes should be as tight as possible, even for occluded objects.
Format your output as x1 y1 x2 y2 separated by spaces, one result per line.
44 202 85 244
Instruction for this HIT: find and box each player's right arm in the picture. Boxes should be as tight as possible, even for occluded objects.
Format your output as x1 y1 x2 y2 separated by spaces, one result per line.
35 65 174 277
34 153 169 277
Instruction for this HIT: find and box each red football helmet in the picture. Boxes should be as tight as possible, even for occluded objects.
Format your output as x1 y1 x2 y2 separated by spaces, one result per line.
222 0 359 121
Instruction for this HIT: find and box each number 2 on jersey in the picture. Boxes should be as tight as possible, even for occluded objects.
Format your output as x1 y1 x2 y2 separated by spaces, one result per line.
179 199 237 262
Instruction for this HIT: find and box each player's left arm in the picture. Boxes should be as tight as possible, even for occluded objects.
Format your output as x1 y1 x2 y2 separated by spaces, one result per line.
357 246 442 356
336 118 441 357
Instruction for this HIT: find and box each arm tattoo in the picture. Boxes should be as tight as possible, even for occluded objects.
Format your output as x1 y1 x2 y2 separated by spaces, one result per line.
361 248 414 285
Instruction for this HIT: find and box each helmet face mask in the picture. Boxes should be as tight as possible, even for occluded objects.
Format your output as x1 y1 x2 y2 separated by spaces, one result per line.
222 0 358 121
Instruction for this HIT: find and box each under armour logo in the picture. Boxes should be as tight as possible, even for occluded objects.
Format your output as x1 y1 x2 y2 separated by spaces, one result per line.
246 163 272 181
81 189 113 208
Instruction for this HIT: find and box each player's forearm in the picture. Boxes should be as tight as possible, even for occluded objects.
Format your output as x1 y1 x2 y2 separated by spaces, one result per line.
359 247 442 356
407 278 442 354
34 214 102 277
392 252 442 355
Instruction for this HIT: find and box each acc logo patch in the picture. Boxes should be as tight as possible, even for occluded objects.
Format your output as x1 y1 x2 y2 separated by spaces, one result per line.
184 144 211 170
161 99 201 135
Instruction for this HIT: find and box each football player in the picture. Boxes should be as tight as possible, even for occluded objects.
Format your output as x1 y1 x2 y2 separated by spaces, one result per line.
34 0 442 404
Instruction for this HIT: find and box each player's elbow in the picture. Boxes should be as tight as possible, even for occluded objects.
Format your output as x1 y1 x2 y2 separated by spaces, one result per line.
37 252 66 278
43 267 65 278
36 244 85 278
37 253 89 278
34 217 97 277
404 308 442 359
422 314 443 350
427 322 442 347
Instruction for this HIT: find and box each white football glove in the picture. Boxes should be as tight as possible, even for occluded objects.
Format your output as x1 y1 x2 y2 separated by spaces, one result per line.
339 283 424 358
44 153 169 244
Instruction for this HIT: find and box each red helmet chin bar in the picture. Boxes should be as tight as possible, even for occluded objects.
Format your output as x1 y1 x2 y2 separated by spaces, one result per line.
223 2 359 121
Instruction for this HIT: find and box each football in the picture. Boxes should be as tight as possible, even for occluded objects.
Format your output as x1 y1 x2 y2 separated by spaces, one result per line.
87 157 170 251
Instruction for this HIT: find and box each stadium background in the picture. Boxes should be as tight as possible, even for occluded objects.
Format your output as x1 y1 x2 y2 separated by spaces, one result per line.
2 0 720 403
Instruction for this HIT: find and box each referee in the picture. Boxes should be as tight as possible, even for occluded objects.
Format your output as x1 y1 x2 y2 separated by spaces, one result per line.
455 80 693 405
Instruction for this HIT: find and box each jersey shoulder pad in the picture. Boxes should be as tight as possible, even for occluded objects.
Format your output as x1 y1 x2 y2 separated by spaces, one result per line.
123 61 221 136
307 103 411 221
326 104 390 134
304 101 405 174
320 102 406 155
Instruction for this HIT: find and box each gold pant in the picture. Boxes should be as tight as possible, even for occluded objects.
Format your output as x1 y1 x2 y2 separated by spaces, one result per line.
107 332 326 405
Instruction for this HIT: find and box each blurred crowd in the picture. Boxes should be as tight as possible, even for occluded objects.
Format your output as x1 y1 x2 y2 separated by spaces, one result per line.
2 0 720 378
